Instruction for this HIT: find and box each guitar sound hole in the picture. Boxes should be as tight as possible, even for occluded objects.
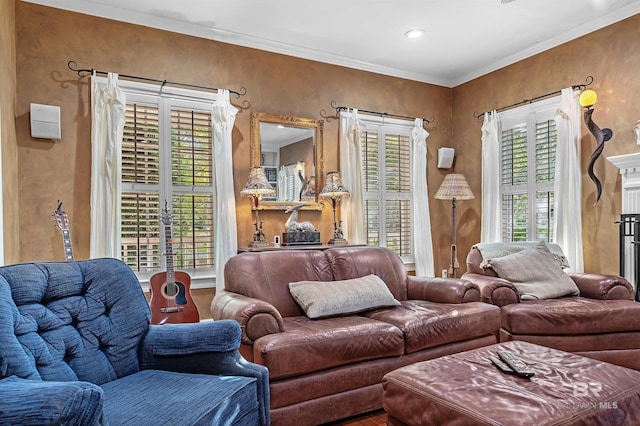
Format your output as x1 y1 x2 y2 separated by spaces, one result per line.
160 282 188 305
162 283 179 298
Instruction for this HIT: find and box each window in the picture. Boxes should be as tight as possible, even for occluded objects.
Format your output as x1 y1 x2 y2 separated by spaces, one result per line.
499 97 558 242
360 117 413 262
119 82 217 284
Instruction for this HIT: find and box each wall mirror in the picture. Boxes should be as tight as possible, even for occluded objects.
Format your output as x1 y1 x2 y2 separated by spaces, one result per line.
250 112 324 210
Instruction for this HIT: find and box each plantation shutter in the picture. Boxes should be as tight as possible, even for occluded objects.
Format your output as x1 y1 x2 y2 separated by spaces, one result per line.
121 103 161 271
361 122 413 260
501 124 528 241
121 97 215 273
535 119 556 241
384 133 411 257
170 109 214 270
500 108 557 243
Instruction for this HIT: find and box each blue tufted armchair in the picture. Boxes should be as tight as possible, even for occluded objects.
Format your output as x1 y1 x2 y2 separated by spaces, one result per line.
0 258 270 425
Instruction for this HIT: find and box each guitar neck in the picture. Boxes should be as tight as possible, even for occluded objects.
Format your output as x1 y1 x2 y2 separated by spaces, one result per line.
62 229 74 261
164 224 175 283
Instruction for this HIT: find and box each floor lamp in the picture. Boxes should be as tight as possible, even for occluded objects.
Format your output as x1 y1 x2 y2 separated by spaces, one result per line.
435 173 474 278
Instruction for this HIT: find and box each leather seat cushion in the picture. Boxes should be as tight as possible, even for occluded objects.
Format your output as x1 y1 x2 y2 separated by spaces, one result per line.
502 297 640 335
253 316 404 380
363 301 501 354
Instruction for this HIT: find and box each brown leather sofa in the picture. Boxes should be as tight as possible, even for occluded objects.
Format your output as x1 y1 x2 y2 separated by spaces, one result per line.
464 244 640 370
212 246 501 426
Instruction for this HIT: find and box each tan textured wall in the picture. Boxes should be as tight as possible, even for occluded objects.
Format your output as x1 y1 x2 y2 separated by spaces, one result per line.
18 3 635 286
0 0 19 264
14 2 452 312
452 14 640 275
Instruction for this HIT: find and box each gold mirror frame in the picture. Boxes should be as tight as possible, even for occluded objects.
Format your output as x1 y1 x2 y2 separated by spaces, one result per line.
250 112 324 210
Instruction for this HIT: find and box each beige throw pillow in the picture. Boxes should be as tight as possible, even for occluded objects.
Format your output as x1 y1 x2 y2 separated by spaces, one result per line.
289 274 400 319
488 241 579 300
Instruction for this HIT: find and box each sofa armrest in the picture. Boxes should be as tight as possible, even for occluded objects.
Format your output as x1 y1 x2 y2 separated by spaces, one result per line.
0 376 105 425
140 320 270 426
211 290 284 344
406 276 480 303
569 273 634 300
461 273 520 306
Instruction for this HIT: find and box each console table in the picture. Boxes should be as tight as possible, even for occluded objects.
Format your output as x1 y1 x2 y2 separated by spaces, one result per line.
238 244 365 253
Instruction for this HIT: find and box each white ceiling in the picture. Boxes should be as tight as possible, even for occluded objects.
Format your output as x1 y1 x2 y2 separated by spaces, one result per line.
25 0 640 87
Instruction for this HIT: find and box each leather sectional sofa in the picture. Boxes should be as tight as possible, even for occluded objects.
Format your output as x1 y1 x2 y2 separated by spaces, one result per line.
463 243 640 370
212 246 501 425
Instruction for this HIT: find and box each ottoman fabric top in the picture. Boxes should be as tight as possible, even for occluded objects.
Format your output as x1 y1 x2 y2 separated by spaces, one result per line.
383 341 640 426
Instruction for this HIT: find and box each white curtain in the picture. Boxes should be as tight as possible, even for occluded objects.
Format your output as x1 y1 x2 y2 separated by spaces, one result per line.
411 119 435 277
339 109 366 244
212 90 239 290
480 110 501 243
554 88 584 272
90 73 126 258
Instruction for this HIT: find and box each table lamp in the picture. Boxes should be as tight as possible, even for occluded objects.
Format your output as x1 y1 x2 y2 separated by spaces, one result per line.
241 166 276 247
435 173 474 278
319 171 350 245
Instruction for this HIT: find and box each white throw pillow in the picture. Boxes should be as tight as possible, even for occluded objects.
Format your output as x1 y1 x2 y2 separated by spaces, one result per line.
488 241 579 300
289 274 400 319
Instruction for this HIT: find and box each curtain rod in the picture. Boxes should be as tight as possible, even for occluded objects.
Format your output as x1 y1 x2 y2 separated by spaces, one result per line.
330 100 435 125
67 61 247 98
472 75 594 121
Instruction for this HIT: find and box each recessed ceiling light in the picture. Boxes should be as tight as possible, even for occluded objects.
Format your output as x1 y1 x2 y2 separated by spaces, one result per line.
404 29 425 39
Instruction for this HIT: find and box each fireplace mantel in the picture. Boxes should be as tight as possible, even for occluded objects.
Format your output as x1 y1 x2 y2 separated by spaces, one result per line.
607 153 640 292
607 153 640 214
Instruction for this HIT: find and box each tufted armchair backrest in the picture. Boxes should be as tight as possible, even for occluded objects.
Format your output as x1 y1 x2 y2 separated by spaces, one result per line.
0 258 150 385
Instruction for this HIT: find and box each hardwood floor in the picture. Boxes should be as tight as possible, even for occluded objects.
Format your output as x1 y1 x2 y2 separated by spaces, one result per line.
326 410 387 425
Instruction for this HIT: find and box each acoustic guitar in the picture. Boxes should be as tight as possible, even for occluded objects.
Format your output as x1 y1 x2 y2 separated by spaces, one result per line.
149 205 199 325
53 201 74 261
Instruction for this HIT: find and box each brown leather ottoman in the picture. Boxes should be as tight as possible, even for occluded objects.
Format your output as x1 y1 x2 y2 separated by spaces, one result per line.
383 341 640 425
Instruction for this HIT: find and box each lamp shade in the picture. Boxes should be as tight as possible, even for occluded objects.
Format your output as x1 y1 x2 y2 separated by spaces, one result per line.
319 172 350 199
434 173 474 200
240 166 276 198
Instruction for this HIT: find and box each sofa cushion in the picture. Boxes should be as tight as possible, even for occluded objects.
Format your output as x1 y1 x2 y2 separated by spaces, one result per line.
502 297 640 335
363 301 501 354
324 247 409 301
488 242 579 300
475 241 570 269
101 369 259 426
224 250 334 317
289 274 400 319
253 316 405 380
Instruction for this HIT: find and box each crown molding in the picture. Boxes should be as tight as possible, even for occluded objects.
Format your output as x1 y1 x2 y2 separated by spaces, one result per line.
23 0 640 88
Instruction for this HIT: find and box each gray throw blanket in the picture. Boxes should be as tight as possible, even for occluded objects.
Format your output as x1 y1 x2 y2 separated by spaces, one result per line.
474 241 570 269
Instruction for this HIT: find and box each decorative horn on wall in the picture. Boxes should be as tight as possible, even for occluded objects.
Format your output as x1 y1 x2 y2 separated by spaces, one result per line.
579 88 613 205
